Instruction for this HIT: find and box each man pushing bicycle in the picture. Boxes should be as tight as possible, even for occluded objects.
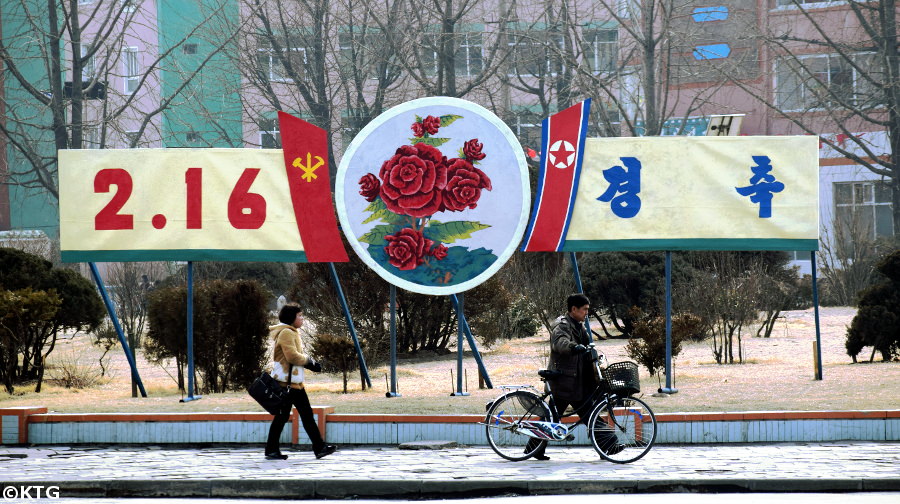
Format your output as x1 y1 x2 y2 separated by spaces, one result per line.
531 293 622 460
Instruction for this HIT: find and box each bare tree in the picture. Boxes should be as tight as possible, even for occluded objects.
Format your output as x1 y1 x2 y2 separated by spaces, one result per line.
0 0 244 199
732 0 900 234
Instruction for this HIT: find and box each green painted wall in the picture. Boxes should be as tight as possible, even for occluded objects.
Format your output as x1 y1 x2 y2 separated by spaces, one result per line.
157 0 242 147
2 0 61 237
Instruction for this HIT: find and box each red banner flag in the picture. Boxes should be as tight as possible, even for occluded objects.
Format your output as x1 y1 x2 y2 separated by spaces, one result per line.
278 112 349 262
521 99 591 252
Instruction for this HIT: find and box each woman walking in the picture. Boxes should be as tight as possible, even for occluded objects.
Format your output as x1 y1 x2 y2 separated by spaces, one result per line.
265 304 337 460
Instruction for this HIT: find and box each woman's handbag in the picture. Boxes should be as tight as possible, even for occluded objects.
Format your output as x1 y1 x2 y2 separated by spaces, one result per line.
248 366 292 415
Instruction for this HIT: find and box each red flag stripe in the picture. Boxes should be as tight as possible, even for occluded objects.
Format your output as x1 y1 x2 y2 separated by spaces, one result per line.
522 100 590 252
278 111 349 262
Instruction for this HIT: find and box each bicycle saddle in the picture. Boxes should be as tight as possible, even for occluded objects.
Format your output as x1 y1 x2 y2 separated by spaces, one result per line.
538 369 563 379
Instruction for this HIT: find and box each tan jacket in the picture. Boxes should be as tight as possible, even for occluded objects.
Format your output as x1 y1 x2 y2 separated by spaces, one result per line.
269 323 313 390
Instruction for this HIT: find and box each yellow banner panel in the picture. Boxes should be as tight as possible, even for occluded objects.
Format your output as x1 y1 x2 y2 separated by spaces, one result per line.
564 136 819 251
59 149 306 262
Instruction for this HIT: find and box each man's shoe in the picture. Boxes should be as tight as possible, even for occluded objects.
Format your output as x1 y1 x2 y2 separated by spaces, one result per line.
533 453 551 461
315 445 337 459
265 452 288 460
605 444 625 455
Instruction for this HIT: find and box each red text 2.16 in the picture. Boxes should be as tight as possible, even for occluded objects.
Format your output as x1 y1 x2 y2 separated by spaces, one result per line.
93 167 267 231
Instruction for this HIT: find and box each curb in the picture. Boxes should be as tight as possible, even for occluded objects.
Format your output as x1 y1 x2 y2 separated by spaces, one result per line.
5 478 898 498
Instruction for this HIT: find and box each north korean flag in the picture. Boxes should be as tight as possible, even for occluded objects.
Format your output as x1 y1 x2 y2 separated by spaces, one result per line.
521 99 591 252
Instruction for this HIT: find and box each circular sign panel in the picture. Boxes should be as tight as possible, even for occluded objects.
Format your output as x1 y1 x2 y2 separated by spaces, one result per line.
336 97 530 295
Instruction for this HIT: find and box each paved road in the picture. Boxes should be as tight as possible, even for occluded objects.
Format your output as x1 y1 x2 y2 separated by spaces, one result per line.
1 442 898 499
19 495 900 504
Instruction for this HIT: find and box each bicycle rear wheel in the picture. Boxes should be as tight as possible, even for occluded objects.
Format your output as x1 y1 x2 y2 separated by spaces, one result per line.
587 395 657 463
484 390 552 461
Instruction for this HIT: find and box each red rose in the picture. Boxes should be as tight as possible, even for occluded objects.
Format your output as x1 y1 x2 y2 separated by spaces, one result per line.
384 228 434 271
423 115 441 135
411 122 425 138
430 243 448 260
379 143 448 217
358 173 381 202
463 139 486 161
442 158 492 212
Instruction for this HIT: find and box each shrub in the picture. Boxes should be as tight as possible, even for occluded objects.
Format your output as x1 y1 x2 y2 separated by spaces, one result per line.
579 251 697 338
47 347 104 389
0 248 104 392
310 333 360 393
845 249 900 362
144 279 269 394
0 287 62 393
625 307 703 379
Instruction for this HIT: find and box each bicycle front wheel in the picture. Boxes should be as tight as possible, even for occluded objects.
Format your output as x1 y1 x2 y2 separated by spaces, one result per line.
587 395 657 463
484 390 552 461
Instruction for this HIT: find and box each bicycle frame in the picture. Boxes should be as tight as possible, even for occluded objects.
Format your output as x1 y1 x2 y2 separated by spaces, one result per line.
482 386 571 441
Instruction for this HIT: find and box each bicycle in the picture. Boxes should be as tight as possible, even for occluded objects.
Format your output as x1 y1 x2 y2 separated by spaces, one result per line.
482 344 657 463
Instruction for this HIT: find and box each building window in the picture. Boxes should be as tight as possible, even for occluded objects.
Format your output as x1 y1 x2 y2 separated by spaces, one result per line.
80 43 95 79
256 35 307 82
775 53 879 111
340 109 370 152
774 0 845 8
338 29 385 79
455 32 483 77
507 29 565 77
420 31 483 78
186 131 201 143
584 28 616 73
834 180 894 245
259 118 280 149
618 0 640 18
120 0 139 13
183 43 198 55
83 126 101 149
122 46 140 94
124 130 140 146
508 108 544 150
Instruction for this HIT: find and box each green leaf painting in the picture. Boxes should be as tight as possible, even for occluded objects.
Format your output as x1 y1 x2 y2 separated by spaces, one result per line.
362 199 408 225
409 137 451 148
359 224 403 247
424 221 491 244
439 114 463 127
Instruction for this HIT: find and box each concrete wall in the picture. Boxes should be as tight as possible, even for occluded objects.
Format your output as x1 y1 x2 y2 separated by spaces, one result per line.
2 408 897 447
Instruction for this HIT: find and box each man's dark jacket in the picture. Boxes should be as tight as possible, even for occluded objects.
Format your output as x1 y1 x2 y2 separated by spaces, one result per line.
547 313 593 406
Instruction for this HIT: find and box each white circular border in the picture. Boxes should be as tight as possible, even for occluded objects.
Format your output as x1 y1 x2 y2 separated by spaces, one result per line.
335 96 531 296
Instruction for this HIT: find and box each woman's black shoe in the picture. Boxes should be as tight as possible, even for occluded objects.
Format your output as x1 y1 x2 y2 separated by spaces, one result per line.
314 445 337 459
265 452 288 460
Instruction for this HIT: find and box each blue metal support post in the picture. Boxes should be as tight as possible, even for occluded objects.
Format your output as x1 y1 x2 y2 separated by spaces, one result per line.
568 252 593 339
810 251 824 380
181 261 201 402
88 263 147 397
660 251 678 394
328 263 372 388
449 294 492 389
387 285 400 397
451 293 469 396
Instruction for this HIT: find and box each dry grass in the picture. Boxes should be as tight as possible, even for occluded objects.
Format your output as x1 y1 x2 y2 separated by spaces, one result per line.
1 306 897 415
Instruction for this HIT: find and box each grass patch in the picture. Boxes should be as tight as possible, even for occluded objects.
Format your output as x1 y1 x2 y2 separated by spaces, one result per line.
1 307 897 414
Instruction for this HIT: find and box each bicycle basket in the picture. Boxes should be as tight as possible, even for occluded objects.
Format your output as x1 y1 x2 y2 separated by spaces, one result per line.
601 361 641 396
